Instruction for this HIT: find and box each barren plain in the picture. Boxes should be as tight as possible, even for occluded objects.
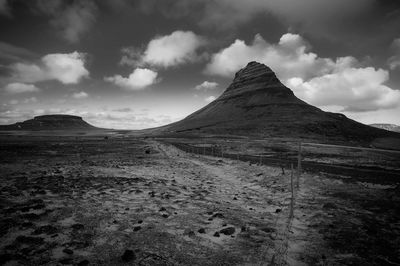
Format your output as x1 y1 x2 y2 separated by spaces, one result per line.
1 134 400 265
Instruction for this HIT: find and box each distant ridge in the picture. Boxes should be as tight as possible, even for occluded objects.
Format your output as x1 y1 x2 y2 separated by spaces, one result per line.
370 123 400 133
158 61 399 142
0 115 98 131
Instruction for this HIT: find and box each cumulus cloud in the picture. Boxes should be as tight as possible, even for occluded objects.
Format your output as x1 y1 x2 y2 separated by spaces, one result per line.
204 95 216 102
194 81 218 91
105 68 158 90
10 51 89 84
120 31 207 68
4 83 40 94
288 68 400 112
206 32 400 112
205 33 335 81
72 91 89 99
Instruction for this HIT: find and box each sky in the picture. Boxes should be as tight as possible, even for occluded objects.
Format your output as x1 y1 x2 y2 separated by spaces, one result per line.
0 0 400 129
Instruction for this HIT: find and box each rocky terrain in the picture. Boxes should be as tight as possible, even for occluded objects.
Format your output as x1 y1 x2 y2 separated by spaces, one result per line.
0 115 98 131
0 135 399 265
158 62 399 144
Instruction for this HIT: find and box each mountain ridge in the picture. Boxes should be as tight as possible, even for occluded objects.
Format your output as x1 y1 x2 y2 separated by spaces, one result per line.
0 114 98 131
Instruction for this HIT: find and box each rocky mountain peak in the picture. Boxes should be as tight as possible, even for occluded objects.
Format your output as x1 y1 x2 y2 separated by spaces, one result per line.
220 61 295 101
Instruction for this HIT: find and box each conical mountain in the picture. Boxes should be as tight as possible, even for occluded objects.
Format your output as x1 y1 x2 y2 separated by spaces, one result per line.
161 61 398 141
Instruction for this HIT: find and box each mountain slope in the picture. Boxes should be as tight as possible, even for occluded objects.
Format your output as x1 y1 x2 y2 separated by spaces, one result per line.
0 115 98 131
160 61 398 142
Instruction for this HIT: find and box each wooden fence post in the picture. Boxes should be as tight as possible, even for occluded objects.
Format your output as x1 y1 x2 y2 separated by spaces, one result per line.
297 142 302 189
290 163 294 219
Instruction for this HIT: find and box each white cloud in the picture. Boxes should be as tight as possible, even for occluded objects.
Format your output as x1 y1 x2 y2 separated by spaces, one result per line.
72 91 89 99
206 32 400 113
205 96 216 102
105 68 158 90
4 83 40 94
288 67 400 112
10 51 89 84
121 31 207 68
194 81 218 91
205 33 335 81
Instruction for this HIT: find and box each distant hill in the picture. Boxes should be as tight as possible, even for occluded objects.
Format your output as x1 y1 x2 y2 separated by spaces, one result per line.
0 115 98 131
157 61 399 143
369 123 400 133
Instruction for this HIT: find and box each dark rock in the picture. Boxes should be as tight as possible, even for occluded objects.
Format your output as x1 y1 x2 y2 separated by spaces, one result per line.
59 258 73 265
212 213 224 218
32 225 58 235
62 248 73 255
71 223 84 230
198 228 206 234
121 249 136 262
220 227 235 235
159 207 166 212
241 226 246 232
20 213 40 220
137 220 143 224
275 208 282 213
133 226 141 231
162 214 169 218
323 202 336 209
213 232 220 237
260 227 275 233
15 235 44 245
78 259 90 266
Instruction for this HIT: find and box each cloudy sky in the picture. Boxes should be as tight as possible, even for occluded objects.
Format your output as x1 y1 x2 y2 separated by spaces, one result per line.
1 0 400 129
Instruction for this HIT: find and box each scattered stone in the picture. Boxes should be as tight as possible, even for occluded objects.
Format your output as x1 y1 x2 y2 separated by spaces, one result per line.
77 259 89 266
212 213 224 218
213 232 220 237
198 228 206 234
260 227 274 233
323 203 336 209
20 213 40 220
71 223 84 230
32 225 58 235
15 235 44 245
59 258 73 265
62 248 73 255
121 249 136 262
78 259 89 266
220 227 235 235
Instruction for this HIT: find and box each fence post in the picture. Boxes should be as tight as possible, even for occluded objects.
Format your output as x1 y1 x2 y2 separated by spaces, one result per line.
297 142 302 189
290 163 294 219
